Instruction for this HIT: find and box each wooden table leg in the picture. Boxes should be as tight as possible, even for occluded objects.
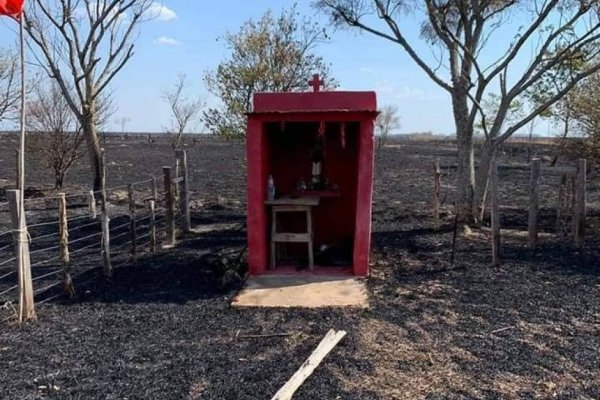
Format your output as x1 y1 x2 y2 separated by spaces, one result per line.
306 208 314 270
270 208 277 269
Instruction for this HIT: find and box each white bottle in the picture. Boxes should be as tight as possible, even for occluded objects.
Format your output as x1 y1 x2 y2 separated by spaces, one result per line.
267 175 275 200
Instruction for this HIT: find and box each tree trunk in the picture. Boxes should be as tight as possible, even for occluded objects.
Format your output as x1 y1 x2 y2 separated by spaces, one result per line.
55 172 64 189
472 140 495 224
82 118 102 192
452 91 475 223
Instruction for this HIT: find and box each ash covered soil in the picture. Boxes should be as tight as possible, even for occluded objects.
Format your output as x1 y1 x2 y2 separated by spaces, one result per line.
1 134 600 399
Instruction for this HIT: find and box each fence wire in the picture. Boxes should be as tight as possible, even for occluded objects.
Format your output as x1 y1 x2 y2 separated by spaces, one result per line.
0 169 184 323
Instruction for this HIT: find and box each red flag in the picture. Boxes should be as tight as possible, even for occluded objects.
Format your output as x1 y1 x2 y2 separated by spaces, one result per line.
0 0 24 19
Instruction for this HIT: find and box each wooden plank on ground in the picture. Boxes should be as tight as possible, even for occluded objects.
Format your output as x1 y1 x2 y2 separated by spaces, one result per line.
271 329 346 400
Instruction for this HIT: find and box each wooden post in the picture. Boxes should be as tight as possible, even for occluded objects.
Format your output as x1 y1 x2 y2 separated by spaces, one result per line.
100 149 107 212
174 155 181 209
569 174 576 216
163 166 175 246
556 173 567 236
433 158 441 230
88 190 97 220
7 190 35 321
101 213 111 276
148 200 156 253
490 160 500 266
128 183 137 262
573 158 586 249
152 176 158 201
100 149 111 276
176 150 191 232
528 158 541 248
58 193 74 298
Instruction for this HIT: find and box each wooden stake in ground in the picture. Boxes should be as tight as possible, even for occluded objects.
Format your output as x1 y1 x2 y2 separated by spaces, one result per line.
174 156 181 209
152 176 158 201
100 149 112 276
432 158 441 230
490 160 500 266
271 329 347 400
7 189 35 321
88 190 97 220
58 193 74 298
573 158 586 249
176 150 191 233
163 166 175 246
148 200 156 253
528 158 541 248
128 183 137 262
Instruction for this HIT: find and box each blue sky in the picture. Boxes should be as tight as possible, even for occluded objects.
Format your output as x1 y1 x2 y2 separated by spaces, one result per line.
0 1 556 135
116 0 455 134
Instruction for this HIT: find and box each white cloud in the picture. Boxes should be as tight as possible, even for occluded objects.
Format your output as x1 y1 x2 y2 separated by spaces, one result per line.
148 2 177 21
154 36 182 46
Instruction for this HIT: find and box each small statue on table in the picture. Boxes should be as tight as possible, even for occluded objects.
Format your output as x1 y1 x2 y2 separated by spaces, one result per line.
310 139 325 190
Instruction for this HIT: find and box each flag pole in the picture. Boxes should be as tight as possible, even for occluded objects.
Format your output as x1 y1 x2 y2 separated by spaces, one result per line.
19 12 25 202
17 11 35 321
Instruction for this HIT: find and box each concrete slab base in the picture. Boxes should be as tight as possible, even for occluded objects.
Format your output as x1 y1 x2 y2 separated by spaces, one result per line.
232 275 369 308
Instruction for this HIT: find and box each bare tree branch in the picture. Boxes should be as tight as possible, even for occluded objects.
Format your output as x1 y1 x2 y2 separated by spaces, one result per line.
163 73 204 150
0 47 20 124
25 0 154 190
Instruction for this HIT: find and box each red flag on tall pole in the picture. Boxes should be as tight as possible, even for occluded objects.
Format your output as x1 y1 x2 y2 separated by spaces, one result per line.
0 0 34 322
0 0 24 19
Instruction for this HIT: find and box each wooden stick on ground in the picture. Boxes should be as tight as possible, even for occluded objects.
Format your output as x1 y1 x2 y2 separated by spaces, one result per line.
238 332 295 339
490 326 515 335
271 329 346 400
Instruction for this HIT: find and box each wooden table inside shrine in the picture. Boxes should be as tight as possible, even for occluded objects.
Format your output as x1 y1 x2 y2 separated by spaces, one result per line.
265 196 320 269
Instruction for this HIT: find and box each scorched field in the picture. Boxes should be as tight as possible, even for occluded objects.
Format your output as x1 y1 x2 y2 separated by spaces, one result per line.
1 133 599 399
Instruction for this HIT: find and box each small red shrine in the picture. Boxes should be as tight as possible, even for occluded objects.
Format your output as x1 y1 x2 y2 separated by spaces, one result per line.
246 75 377 276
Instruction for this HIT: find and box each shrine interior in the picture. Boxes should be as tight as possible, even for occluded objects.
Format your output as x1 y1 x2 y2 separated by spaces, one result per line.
265 121 360 268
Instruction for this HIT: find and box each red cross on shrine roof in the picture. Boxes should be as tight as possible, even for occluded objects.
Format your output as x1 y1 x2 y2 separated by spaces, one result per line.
308 74 324 92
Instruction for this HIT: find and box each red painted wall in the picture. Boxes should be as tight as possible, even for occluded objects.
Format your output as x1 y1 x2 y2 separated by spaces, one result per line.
266 122 359 263
246 91 377 276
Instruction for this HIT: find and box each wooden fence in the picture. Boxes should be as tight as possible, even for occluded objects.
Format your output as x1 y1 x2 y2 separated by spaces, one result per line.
489 158 587 265
429 157 589 266
0 150 191 323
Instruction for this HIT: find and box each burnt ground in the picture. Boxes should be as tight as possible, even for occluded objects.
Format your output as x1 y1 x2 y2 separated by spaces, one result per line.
1 134 600 399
